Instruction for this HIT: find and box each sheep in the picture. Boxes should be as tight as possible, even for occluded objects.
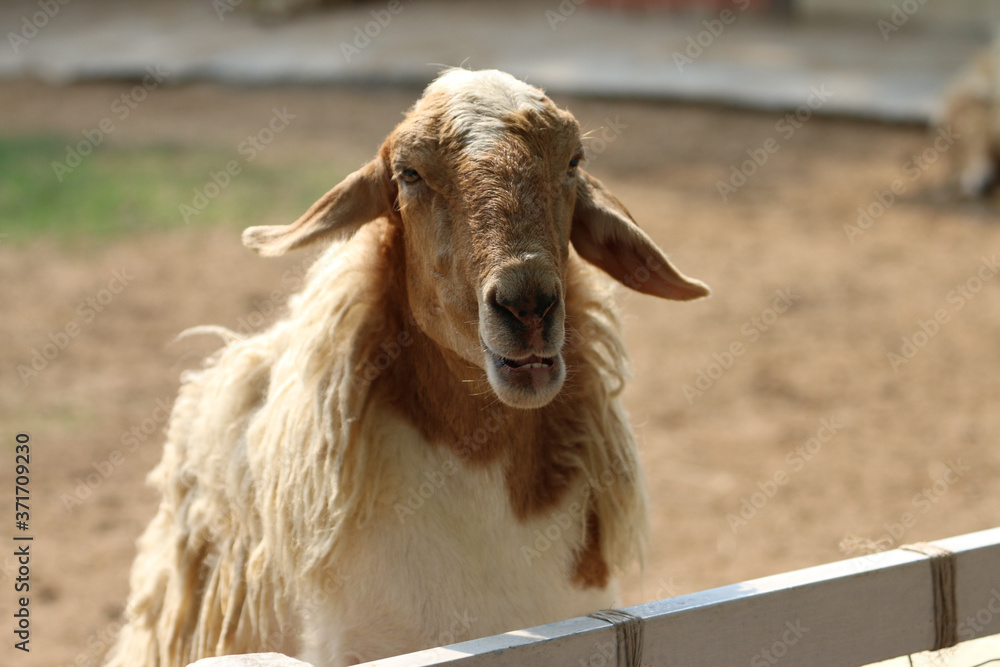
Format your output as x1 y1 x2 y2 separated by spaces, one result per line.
103 68 710 667
938 34 1000 197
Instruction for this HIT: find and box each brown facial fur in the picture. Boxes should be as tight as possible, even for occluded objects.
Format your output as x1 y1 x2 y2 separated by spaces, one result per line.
364 221 609 587
572 510 610 590
390 93 581 369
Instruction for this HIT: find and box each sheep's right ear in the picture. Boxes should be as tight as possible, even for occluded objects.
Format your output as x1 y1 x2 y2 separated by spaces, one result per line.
242 157 395 256
571 170 710 301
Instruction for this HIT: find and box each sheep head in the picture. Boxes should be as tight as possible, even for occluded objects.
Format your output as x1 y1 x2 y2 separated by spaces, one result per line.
243 69 709 409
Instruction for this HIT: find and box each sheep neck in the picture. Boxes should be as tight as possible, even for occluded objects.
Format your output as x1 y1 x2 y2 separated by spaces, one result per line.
365 221 584 519
356 220 613 589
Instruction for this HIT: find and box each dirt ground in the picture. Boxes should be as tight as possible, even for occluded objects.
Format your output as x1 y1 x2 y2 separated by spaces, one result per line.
1 79 998 667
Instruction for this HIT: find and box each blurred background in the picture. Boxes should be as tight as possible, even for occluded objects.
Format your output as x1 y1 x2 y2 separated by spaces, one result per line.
1 1 999 666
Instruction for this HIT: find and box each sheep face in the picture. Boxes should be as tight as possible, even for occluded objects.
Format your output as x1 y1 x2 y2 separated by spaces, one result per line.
243 69 709 409
386 73 584 409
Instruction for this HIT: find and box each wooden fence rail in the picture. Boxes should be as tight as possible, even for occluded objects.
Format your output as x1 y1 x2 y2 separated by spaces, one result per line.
361 527 1000 666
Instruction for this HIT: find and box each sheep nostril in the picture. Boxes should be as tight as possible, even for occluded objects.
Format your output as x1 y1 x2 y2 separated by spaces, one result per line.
495 292 558 328
503 302 535 327
536 292 557 320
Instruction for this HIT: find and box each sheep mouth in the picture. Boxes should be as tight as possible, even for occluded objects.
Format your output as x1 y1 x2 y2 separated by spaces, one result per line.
483 347 565 408
490 351 561 388
495 354 555 370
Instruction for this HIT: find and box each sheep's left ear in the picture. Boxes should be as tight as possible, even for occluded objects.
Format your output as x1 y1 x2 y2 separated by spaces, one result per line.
243 156 395 257
571 170 710 301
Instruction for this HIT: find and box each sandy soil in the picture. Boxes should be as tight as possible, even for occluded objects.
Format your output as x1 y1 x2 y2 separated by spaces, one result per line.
1 79 998 667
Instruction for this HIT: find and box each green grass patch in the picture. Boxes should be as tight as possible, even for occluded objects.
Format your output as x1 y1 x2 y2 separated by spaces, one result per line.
0 135 338 244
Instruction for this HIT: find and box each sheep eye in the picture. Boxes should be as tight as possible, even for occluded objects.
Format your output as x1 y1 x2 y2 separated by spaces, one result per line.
399 168 422 184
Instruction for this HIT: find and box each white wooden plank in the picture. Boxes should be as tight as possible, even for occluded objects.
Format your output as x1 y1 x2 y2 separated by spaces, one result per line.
365 617 620 666
867 635 1000 666
938 530 1000 642
361 527 1000 667
637 553 931 667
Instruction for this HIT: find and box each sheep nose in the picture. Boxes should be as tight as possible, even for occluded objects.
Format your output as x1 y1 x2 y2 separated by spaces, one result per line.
493 291 558 329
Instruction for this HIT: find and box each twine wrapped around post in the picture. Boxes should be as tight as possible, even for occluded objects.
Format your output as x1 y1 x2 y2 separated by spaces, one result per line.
900 542 958 651
588 608 645 667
